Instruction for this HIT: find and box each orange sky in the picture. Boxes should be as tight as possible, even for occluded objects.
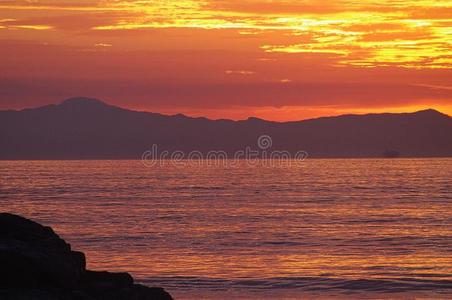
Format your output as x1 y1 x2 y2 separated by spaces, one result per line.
0 0 451 121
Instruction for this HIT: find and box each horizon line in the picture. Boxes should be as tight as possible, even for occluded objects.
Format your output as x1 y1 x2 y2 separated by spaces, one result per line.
3 96 451 123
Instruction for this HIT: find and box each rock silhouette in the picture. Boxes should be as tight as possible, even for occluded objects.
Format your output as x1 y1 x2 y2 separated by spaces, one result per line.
0 213 173 300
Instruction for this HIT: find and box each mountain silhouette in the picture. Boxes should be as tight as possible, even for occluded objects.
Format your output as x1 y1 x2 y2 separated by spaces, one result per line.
1 97 451 159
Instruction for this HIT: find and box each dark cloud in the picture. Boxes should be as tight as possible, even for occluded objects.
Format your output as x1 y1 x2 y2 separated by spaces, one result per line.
1 77 450 110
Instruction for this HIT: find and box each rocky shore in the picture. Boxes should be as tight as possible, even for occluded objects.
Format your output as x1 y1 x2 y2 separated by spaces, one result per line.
0 213 173 300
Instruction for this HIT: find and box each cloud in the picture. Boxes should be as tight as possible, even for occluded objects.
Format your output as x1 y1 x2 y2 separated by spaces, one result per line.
225 70 255 75
94 43 112 47
0 1 451 120
1 0 451 68
1 76 451 109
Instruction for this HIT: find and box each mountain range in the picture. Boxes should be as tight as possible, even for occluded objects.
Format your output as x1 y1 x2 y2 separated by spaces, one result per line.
1 97 451 159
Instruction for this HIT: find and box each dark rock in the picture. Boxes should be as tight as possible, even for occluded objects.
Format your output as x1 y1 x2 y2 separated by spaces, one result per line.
81 271 134 290
0 213 173 300
84 284 173 300
82 271 133 287
0 213 83 289
111 285 173 300
0 288 66 300
71 251 87 274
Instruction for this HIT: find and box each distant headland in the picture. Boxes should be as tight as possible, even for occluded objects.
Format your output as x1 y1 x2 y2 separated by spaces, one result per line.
0 97 451 159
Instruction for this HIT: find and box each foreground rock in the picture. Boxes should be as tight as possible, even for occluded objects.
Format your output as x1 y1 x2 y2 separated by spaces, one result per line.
0 213 173 300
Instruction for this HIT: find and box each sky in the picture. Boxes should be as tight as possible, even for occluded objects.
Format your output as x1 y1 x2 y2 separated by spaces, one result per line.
1 0 451 121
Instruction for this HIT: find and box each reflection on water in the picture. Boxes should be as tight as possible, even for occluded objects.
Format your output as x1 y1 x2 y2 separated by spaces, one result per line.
1 159 451 299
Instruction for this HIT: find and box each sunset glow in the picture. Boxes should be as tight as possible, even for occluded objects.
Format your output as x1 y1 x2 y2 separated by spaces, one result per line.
1 3 452 299
1 0 451 120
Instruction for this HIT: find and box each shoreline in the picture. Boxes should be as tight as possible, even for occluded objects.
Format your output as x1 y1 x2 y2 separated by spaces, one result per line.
0 213 173 300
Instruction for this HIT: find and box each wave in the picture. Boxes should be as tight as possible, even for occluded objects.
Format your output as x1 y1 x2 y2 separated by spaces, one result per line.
141 276 452 294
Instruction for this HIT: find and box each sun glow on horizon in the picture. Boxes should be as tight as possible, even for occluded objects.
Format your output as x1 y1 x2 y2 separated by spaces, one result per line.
0 0 451 120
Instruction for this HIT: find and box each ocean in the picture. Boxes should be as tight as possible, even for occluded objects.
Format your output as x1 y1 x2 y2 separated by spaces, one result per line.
1 159 451 299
